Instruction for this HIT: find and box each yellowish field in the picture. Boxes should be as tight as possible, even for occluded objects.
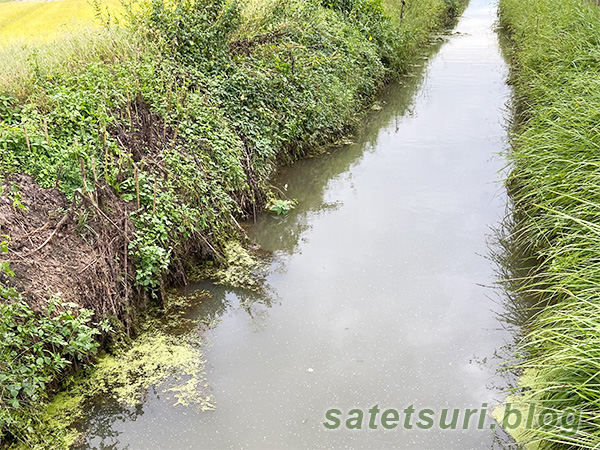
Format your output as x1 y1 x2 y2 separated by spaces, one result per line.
0 0 122 47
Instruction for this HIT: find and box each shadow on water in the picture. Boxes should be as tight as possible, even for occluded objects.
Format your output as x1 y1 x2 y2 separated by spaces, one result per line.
486 20 547 396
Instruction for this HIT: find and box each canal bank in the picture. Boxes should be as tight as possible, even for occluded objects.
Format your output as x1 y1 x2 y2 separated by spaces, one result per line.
78 0 515 448
497 0 600 447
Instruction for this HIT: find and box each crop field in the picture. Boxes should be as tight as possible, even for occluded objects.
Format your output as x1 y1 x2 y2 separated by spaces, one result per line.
0 0 121 47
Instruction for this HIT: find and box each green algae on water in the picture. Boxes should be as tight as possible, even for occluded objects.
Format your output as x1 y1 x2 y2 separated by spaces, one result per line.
17 291 216 450
190 241 269 291
30 332 214 449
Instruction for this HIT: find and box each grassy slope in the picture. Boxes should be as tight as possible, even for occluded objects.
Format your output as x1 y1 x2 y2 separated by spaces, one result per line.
499 0 600 447
0 0 464 446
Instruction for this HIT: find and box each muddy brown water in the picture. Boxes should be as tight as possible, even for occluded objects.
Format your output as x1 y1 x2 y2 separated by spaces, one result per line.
79 1 516 448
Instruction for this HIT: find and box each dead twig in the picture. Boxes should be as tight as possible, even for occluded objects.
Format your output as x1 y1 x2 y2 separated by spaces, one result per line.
13 222 51 242
230 213 249 241
54 164 63 190
79 157 94 202
23 209 71 256
74 189 124 234
91 156 99 204
43 118 50 144
78 258 98 274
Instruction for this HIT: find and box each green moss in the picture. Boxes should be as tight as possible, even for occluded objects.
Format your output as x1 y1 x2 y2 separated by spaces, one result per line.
24 332 213 448
30 391 87 450
94 332 212 407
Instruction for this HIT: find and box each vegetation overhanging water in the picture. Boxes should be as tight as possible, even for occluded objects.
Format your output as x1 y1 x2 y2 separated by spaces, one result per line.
493 0 600 446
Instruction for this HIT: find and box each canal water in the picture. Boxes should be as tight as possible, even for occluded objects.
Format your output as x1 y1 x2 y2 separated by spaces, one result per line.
81 0 513 448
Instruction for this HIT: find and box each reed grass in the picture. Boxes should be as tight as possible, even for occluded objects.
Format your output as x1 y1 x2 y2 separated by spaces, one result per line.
498 0 600 447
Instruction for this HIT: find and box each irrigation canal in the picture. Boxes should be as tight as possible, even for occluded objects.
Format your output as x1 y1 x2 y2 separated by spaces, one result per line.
80 1 515 448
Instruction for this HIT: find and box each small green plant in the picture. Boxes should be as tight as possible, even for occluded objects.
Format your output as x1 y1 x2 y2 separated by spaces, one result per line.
0 235 8 253
0 184 26 211
0 235 17 300
267 198 297 215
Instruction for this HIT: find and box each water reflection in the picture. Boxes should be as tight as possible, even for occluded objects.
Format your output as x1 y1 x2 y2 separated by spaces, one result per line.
247 47 441 257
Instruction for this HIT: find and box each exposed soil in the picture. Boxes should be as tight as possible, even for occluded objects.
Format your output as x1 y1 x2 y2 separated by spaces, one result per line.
0 174 145 334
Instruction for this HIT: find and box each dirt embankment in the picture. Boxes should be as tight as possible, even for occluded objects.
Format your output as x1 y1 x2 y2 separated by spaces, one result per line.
1 175 143 333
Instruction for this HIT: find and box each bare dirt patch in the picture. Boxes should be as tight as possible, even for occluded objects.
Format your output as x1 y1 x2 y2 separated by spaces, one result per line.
0 174 145 334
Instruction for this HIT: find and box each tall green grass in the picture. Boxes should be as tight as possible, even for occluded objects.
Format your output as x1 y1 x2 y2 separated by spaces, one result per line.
499 0 600 447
